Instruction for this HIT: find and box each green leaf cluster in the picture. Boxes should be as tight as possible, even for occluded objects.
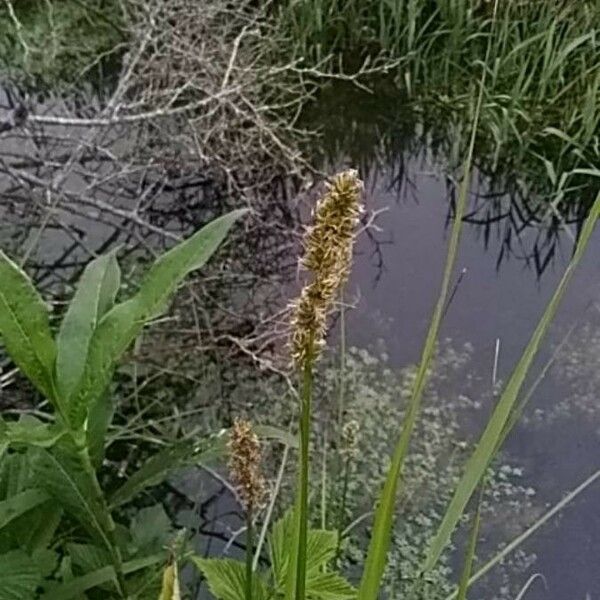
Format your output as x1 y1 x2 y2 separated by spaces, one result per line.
0 210 246 598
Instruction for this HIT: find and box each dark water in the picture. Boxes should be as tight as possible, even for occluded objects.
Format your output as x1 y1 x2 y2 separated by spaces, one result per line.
346 160 600 599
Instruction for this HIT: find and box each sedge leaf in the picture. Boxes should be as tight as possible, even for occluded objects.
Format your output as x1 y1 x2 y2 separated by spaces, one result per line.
423 192 600 575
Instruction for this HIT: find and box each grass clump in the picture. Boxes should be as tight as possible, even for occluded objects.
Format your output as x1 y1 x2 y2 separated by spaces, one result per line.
0 0 124 88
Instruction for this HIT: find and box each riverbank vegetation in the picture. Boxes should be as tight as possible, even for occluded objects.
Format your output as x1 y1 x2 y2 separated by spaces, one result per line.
1 1 600 599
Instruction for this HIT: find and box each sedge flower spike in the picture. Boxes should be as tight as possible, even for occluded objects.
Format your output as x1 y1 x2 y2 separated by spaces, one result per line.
228 418 266 512
291 169 363 369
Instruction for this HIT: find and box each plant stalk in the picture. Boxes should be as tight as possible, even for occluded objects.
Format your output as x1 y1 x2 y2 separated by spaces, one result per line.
294 355 314 600
246 509 254 600
73 431 126 596
335 454 351 564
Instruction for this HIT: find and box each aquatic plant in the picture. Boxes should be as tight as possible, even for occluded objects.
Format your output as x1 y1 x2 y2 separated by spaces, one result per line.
289 169 363 600
281 0 600 221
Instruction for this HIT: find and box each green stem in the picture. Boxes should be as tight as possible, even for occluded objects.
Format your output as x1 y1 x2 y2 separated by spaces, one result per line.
335 455 351 564
294 357 314 600
246 509 254 600
73 431 126 597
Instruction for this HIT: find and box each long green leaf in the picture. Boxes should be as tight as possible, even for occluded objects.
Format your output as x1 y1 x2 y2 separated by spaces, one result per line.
86 392 115 468
444 467 600 600
32 439 115 554
0 251 56 402
0 488 50 530
0 416 66 450
40 554 164 600
357 161 469 600
423 193 600 575
66 208 247 428
56 249 120 401
455 485 484 600
109 436 223 509
41 566 117 600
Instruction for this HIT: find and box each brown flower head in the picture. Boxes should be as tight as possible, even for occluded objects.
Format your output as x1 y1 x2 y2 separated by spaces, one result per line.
290 170 363 368
228 418 266 512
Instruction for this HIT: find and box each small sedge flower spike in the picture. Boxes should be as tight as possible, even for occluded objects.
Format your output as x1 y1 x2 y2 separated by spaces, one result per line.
291 169 363 369
228 418 266 512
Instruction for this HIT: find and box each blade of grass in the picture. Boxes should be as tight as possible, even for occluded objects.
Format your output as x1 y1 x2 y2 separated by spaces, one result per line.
456 484 485 600
357 35 490 599
443 466 600 600
357 134 471 600
423 191 600 576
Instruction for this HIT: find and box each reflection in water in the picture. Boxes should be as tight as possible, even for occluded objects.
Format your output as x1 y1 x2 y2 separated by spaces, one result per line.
301 78 599 276
342 162 600 599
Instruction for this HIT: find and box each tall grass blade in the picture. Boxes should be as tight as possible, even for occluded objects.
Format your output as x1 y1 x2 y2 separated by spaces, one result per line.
456 485 484 600
357 147 470 600
424 192 600 576
444 466 600 600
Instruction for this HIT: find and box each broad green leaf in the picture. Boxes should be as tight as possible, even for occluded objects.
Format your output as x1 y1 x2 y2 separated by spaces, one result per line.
66 543 110 574
0 550 41 600
306 530 338 573
422 192 600 576
270 512 339 590
130 504 173 556
40 554 163 600
307 573 357 600
0 415 66 450
110 437 223 509
270 511 294 587
41 566 117 600
0 450 63 555
0 510 61 559
158 563 181 600
0 450 34 498
0 488 50 530
0 251 56 402
192 557 269 600
32 438 116 554
56 249 120 401
67 209 247 428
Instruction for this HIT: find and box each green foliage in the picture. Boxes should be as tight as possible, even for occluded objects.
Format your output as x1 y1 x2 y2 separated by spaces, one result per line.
56 249 121 402
67 208 247 429
0 549 43 600
421 191 600 579
194 513 356 600
0 251 56 402
0 209 245 598
0 0 124 88
284 1 600 213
